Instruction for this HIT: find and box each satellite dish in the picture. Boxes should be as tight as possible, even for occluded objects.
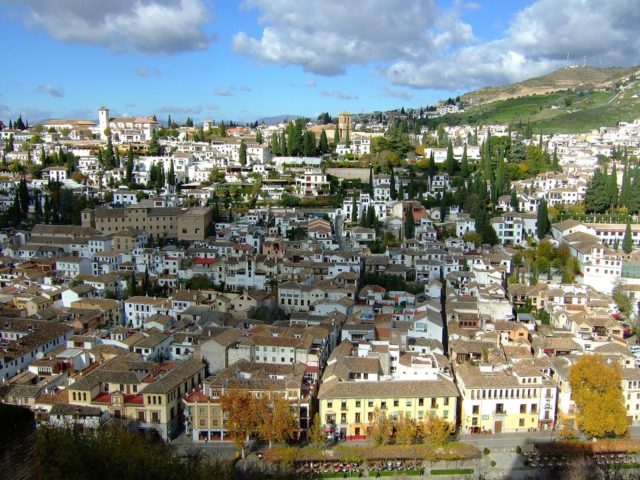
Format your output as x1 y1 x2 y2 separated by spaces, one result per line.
36 352 44 360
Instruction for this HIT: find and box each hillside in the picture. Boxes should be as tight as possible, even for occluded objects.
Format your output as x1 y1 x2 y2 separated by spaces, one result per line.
461 66 638 106
433 66 640 133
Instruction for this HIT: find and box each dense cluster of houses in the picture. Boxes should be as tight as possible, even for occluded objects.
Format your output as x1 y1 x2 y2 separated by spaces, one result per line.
1 111 640 446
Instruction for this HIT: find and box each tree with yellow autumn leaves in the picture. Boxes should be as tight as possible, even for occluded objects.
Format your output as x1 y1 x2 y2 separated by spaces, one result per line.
219 390 297 457
568 355 627 438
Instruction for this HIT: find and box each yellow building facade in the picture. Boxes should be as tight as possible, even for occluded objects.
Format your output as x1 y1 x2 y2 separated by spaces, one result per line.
318 378 459 440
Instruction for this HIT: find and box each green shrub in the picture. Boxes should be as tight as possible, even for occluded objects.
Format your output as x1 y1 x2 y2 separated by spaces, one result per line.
483 447 491 455
431 468 474 475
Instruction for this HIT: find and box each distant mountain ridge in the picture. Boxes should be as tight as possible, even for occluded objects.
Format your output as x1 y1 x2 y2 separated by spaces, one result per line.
256 114 305 124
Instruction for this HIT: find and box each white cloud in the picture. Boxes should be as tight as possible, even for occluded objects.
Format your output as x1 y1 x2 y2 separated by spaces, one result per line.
64 107 93 119
213 87 233 96
36 84 64 98
238 84 252 92
135 67 162 77
9 0 213 55
155 105 203 114
233 0 640 91
320 89 358 100
382 87 412 100
389 0 640 89
233 0 453 75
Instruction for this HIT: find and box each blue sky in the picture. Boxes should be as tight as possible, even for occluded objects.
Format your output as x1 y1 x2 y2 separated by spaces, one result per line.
0 1 637 123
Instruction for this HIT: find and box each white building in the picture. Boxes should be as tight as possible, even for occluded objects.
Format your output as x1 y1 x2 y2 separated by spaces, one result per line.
295 168 328 197
123 296 170 328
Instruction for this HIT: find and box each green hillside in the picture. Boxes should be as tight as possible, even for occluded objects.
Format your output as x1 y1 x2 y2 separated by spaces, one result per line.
461 66 636 105
434 67 640 134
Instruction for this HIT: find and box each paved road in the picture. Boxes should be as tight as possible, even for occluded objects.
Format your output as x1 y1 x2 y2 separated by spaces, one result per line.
458 430 556 450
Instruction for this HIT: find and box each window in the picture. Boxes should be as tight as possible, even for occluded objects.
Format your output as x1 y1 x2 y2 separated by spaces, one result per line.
519 418 525 427
327 401 333 409
520 404 526 414
381 401 387 410
472 405 479 415
393 400 399 407
368 400 374 408
355 400 361 408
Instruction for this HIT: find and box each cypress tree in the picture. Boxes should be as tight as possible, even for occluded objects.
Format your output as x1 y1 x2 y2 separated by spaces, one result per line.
34 190 42 218
156 164 165 190
351 195 358 223
404 207 415 239
461 144 469 179
333 124 340 147
367 205 375 229
256 129 263 144
537 198 550 239
631 167 640 214
390 168 397 200
126 148 134 185
319 130 328 154
445 140 455 176
302 131 316 156
552 145 560 172
168 159 175 186
345 125 350 148
623 222 634 254
607 163 618 208
19 178 29 214
129 269 137 297
270 132 280 156
620 163 631 207
143 267 150 295
148 132 161 156
510 190 519 212
103 135 115 169
585 169 609 213
476 208 498 245
12 191 22 224
440 193 448 221
43 195 51 224
494 156 505 201
239 141 247 166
